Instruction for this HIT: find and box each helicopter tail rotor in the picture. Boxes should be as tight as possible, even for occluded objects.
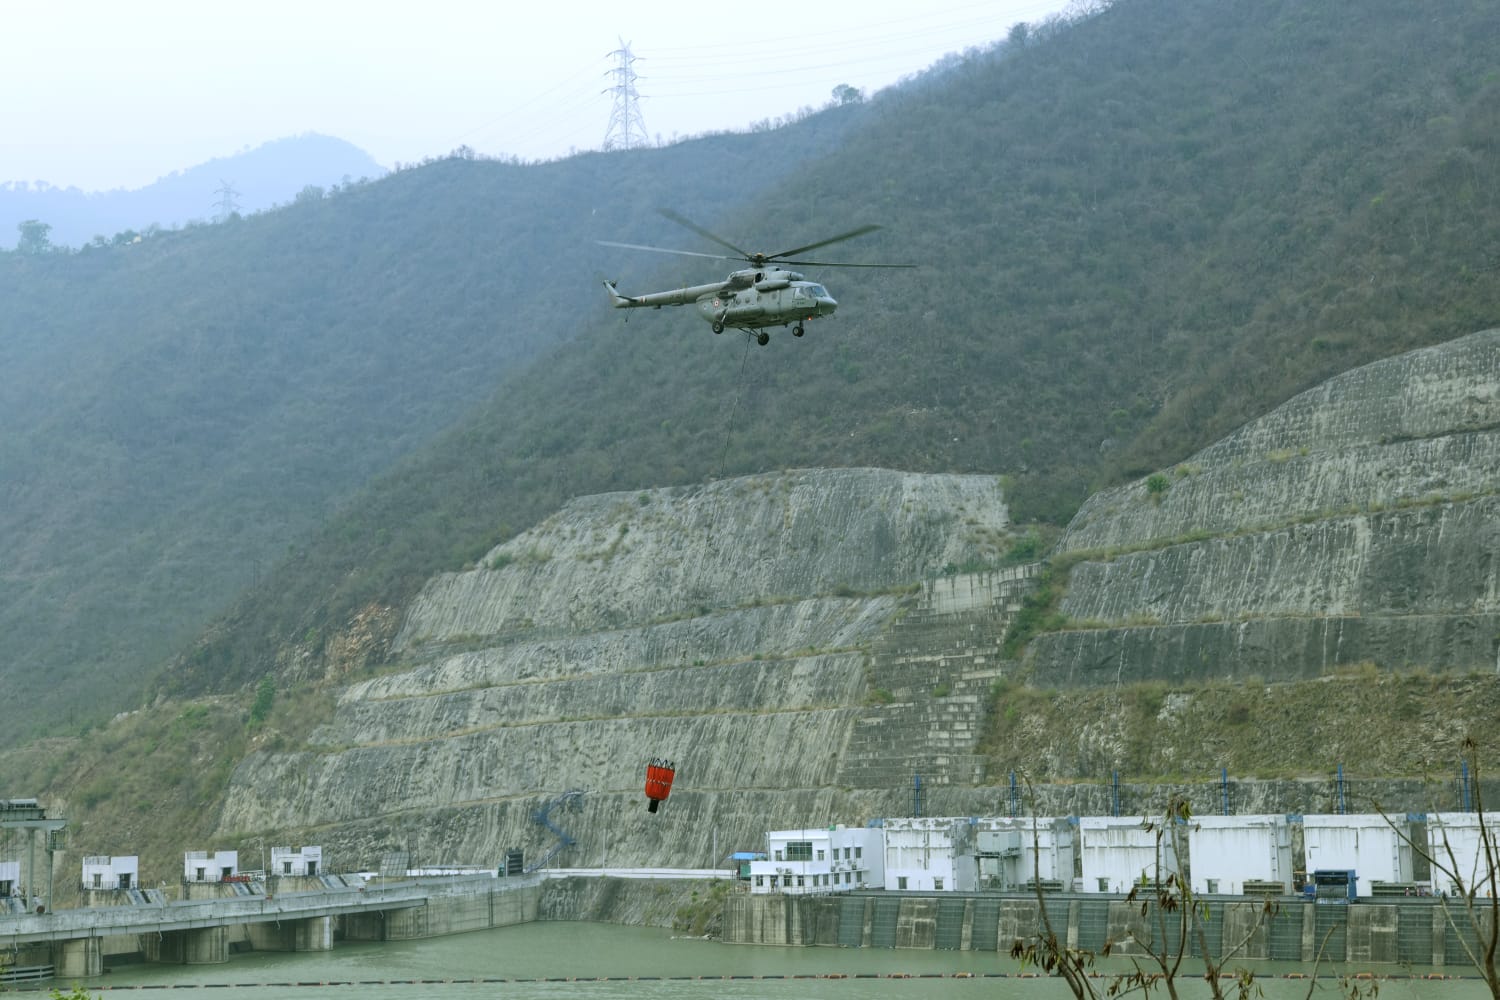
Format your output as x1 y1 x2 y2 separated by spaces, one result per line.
603 280 639 308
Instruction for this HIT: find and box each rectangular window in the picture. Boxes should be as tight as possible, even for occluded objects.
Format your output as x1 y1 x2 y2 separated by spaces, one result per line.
796 875 805 887
934 878 945 891
774 850 783 861
195 867 206 882
897 876 908 890
816 849 825 861
755 875 764 887
855 847 862 859
283 862 293 875
787 841 813 861
845 872 852 884
92 873 102 888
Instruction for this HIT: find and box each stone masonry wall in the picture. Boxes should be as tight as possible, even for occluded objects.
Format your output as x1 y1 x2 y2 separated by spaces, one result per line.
836 567 1038 791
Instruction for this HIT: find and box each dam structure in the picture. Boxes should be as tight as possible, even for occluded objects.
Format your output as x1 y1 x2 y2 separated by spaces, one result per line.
0 875 528 979
724 890 1474 969
6 865 1484 978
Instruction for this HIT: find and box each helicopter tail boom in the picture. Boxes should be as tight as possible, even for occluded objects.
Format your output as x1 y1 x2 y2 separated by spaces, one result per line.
605 279 729 310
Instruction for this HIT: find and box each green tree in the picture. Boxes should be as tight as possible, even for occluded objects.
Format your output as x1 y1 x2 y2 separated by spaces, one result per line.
16 219 52 255
248 677 275 727
831 83 862 106
50 985 95 1000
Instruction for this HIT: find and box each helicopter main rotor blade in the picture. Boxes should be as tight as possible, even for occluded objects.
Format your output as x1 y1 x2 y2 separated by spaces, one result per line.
775 258 917 269
596 239 737 262
658 209 755 261
768 224 883 262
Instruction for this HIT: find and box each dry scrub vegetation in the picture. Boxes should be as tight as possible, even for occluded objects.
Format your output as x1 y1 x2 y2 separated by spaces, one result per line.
982 668 1500 782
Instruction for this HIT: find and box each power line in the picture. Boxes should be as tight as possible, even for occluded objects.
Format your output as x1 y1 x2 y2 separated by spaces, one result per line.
442 0 1069 162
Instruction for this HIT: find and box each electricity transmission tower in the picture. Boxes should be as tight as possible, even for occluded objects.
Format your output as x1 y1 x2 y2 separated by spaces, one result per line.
212 180 242 222
602 38 649 151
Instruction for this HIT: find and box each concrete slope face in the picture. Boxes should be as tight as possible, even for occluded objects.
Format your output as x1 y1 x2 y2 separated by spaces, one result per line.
1034 328 1500 684
216 469 1017 868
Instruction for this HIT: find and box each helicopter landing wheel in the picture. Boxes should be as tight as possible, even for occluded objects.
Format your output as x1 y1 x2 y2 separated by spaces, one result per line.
756 332 770 346
712 321 724 334
793 324 805 337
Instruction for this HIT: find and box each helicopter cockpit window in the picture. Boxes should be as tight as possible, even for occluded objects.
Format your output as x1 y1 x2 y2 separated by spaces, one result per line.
807 285 829 298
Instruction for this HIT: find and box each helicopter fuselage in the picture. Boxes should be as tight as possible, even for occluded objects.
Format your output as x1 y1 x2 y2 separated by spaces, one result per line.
604 266 838 338
598 210 905 345
694 268 837 332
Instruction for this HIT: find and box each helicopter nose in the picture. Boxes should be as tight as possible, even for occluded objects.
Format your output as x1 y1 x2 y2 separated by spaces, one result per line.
817 294 837 315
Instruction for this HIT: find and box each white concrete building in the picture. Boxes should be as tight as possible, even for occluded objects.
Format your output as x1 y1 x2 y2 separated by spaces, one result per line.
748 826 883 895
975 817 1075 890
1188 815 1292 894
271 845 323 877
183 849 239 883
81 855 139 891
883 817 978 892
0 860 18 897
1302 813 1413 896
1425 813 1500 896
1079 816 1181 893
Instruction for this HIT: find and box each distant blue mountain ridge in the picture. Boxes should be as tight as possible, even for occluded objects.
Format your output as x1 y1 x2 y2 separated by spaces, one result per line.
0 133 386 249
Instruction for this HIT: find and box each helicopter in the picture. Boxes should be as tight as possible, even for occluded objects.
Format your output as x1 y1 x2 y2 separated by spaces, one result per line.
599 210 912 345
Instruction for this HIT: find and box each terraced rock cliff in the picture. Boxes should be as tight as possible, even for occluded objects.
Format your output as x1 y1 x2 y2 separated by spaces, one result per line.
1029 328 1500 686
214 469 1030 868
210 331 1500 869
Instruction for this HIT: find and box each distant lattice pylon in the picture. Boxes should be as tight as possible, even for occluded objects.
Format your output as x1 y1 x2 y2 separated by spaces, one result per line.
212 179 241 222
602 37 649 151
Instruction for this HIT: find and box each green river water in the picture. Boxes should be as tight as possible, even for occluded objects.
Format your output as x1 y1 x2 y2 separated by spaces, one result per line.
63 923 1491 1000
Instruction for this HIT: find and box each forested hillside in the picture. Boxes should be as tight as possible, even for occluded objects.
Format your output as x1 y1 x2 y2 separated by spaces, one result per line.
0 117 862 740
163 0 1500 698
6 0 1500 728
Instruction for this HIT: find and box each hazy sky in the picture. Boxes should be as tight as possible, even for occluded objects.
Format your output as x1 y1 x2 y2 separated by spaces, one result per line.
4 0 1072 193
